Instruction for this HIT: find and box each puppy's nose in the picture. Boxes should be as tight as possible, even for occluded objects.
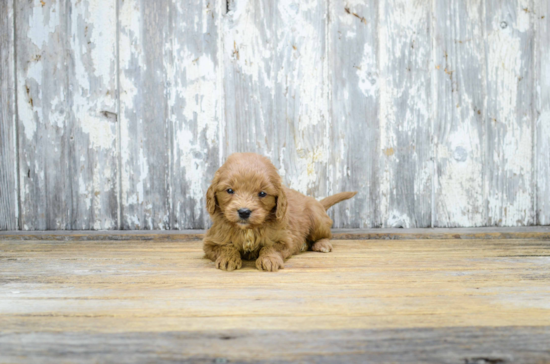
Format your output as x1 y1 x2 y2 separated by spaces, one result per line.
238 208 252 219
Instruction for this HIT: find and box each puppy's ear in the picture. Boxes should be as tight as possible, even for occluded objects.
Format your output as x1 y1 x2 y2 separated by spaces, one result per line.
206 176 219 216
275 187 287 220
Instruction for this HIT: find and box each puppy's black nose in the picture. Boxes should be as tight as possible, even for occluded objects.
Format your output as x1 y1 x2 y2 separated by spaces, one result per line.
238 208 252 219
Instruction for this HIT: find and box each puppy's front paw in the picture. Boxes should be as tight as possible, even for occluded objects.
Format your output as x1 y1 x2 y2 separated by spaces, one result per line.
256 254 284 272
215 254 242 271
311 239 332 253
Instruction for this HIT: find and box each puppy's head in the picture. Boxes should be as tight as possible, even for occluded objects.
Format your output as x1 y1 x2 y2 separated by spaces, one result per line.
206 153 287 229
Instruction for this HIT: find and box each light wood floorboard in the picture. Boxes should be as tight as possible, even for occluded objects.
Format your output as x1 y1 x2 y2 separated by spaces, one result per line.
1 238 549 363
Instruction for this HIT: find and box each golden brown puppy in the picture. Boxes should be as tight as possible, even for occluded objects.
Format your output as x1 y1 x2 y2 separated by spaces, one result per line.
203 153 356 272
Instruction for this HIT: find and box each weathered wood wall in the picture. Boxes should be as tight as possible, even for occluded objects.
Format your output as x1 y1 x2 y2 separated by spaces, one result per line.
0 0 17 230
0 0 548 230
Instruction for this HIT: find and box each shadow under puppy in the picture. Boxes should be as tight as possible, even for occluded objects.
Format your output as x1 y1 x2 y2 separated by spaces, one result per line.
203 153 356 272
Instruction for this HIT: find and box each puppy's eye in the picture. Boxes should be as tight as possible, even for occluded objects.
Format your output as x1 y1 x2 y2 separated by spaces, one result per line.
258 191 267 198
226 188 234 194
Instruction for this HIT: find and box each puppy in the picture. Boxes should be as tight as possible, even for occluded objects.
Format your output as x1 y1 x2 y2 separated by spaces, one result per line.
203 153 356 272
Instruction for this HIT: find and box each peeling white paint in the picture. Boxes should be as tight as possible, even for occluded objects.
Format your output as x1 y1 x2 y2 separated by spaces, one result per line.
486 27 522 122
17 87 37 141
80 117 116 150
503 125 532 175
515 0 531 32
377 0 433 227
119 0 145 228
225 0 273 89
437 140 485 227
7 0 548 230
286 146 328 194
387 210 412 228
28 1 59 48
174 127 207 209
485 1 533 226
357 43 378 98
277 0 330 195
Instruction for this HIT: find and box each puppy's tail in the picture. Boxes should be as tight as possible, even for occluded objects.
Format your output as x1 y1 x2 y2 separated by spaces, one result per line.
320 191 357 211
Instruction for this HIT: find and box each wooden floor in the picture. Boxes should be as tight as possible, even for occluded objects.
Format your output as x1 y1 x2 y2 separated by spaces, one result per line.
1 236 550 363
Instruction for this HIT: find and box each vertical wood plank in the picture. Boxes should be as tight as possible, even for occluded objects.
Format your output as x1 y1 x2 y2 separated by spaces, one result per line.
71 0 119 229
224 0 329 199
330 0 432 228
272 0 330 198
535 0 550 225
0 0 18 230
16 0 65 230
16 0 119 230
168 0 223 229
223 0 274 157
377 0 432 228
119 0 223 230
328 0 380 228
119 0 171 229
433 0 487 227
484 0 535 226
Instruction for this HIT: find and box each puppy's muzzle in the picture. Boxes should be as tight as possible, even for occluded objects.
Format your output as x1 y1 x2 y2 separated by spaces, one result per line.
238 208 252 219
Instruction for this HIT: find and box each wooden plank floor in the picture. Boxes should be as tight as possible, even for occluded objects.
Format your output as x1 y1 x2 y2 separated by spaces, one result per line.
1 238 549 363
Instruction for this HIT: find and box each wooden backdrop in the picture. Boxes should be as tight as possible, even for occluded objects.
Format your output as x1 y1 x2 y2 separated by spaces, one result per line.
1 0 549 230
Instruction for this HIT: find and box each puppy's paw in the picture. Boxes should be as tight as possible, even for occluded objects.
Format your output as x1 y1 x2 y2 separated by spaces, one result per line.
215 254 242 271
256 254 284 272
311 239 332 253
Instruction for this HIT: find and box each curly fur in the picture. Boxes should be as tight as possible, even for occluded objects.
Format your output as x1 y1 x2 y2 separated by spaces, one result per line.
203 153 357 272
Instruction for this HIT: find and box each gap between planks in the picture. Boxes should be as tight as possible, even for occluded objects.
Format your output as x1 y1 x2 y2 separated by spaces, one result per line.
1 227 550 241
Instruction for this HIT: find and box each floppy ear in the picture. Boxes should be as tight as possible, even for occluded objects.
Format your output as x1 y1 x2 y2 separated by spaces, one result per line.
275 187 287 220
206 177 219 216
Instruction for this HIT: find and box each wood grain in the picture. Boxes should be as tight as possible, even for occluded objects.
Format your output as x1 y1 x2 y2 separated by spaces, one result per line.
118 0 222 230
1 0 549 231
0 0 17 230
0 238 549 362
432 0 487 227
224 0 329 198
272 0 330 199
118 0 171 229
1 327 549 364
222 0 276 161
168 0 223 230
535 1 550 225
377 0 432 228
328 0 380 228
15 0 119 230
16 0 67 229
484 0 535 226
